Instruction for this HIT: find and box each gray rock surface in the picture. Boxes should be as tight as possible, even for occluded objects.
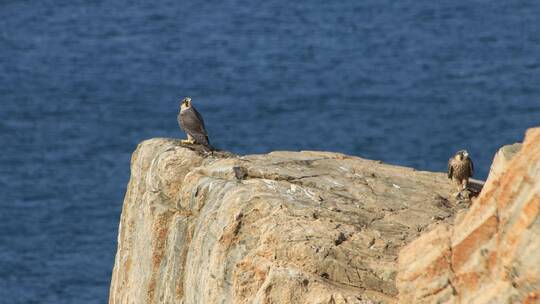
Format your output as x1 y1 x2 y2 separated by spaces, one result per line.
109 138 467 304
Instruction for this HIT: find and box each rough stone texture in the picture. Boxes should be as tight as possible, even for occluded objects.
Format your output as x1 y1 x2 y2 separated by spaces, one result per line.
486 142 522 185
109 138 466 304
397 128 540 304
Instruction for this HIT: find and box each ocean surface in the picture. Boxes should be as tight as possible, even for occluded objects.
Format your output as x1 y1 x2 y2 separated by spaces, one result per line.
1 1 539 303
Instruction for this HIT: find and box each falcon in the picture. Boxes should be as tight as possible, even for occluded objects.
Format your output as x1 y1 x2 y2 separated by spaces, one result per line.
448 150 474 195
178 97 212 150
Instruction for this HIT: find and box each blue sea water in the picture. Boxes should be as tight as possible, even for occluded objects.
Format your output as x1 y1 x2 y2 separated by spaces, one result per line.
0 1 539 303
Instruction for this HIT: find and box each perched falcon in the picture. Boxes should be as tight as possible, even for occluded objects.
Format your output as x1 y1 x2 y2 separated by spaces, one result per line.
178 97 212 150
448 150 474 194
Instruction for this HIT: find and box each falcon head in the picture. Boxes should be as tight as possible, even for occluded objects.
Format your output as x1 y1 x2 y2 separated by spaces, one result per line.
180 97 192 110
456 150 469 160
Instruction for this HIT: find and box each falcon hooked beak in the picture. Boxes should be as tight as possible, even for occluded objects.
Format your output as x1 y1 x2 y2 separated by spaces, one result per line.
180 97 192 109
457 150 468 160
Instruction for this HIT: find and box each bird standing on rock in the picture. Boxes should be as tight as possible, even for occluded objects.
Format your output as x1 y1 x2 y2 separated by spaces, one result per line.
448 150 474 198
178 97 213 151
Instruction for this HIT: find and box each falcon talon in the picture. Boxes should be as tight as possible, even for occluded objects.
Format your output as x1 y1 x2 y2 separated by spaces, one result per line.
461 189 472 200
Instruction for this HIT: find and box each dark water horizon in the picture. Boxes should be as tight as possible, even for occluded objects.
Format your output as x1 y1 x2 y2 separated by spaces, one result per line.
1 1 539 303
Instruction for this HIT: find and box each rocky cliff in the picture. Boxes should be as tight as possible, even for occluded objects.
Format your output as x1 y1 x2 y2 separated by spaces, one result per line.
109 128 539 304
397 128 539 303
109 138 470 304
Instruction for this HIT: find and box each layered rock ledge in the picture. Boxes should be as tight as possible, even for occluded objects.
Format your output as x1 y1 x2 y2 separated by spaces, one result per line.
397 128 539 303
110 127 540 304
109 139 470 303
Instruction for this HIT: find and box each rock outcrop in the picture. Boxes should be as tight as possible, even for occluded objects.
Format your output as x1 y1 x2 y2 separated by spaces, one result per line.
486 142 522 184
109 139 468 304
397 128 540 303
110 128 540 304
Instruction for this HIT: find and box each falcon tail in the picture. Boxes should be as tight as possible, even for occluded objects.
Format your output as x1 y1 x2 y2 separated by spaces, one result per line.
201 142 214 152
192 134 214 152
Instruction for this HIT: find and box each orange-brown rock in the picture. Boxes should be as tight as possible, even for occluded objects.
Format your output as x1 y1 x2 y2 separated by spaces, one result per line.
486 142 522 185
109 138 468 304
397 128 540 303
